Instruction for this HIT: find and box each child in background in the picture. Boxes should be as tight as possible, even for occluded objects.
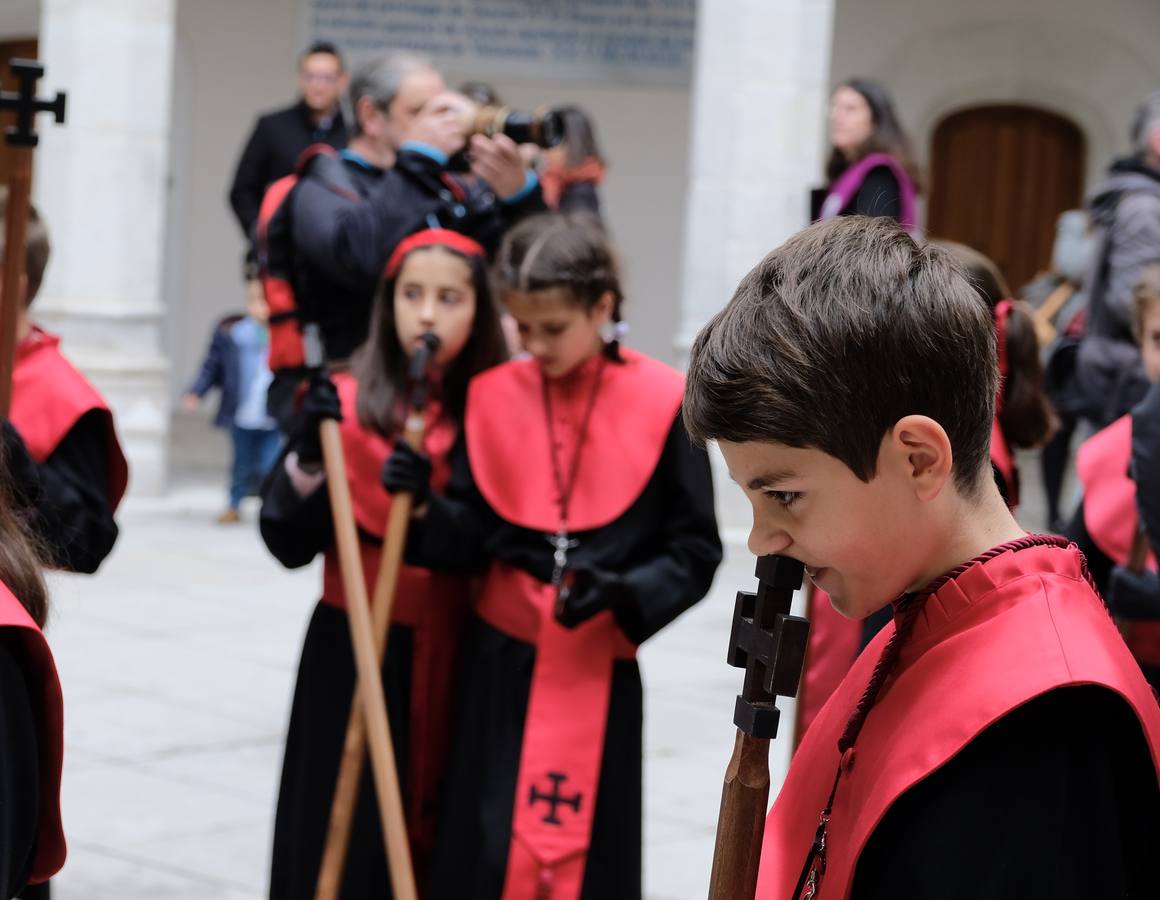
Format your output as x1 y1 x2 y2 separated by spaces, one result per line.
184 291 281 523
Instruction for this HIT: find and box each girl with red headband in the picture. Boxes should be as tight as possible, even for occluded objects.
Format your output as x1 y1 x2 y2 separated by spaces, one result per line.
259 228 509 900
385 213 723 899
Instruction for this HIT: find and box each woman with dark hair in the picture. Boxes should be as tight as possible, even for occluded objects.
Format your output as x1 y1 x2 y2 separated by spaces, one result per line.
385 214 722 898
0 470 65 898
816 78 921 229
539 105 606 220
259 228 509 900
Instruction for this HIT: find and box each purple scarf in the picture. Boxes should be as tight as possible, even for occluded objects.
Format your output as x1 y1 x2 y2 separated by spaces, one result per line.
820 152 917 231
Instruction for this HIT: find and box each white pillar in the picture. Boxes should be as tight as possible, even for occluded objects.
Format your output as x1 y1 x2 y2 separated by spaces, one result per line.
678 0 836 543
33 0 176 495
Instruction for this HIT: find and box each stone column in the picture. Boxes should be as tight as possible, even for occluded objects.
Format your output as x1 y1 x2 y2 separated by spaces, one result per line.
33 0 177 495
678 0 836 543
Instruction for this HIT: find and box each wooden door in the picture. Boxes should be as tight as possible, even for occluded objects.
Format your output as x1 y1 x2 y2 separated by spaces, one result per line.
0 40 40 187
927 105 1085 292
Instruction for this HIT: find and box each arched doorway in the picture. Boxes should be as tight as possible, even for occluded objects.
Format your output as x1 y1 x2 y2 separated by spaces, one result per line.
927 105 1086 291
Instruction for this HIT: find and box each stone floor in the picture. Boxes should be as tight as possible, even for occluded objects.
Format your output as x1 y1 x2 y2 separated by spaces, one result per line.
43 422 1062 899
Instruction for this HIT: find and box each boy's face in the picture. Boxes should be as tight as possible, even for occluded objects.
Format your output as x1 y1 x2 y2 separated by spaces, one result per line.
719 436 934 621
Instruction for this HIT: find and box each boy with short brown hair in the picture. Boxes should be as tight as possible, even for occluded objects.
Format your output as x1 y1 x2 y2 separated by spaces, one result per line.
685 216 1160 899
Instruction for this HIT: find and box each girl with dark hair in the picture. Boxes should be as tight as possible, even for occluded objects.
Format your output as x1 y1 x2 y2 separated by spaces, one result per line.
539 106 606 220
259 228 509 900
816 78 921 229
0 469 66 899
384 213 722 898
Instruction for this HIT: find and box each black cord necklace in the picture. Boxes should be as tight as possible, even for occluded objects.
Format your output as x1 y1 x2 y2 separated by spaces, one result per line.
541 353 608 604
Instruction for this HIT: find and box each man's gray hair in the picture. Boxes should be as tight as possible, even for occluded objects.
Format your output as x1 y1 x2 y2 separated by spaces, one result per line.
1131 91 1160 156
348 51 435 136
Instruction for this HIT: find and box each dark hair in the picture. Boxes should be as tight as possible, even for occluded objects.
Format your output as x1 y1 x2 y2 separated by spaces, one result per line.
493 213 625 361
0 460 47 628
352 244 507 435
684 216 998 495
826 78 922 192
459 81 502 107
557 105 604 169
300 41 344 69
0 188 49 306
937 241 1057 449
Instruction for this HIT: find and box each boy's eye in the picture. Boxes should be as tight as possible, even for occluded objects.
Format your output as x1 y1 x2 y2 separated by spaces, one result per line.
543 324 567 337
763 489 802 509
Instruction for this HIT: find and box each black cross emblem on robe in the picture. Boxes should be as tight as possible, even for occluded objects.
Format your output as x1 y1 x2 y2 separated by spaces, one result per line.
726 555 810 740
528 771 582 825
0 59 66 148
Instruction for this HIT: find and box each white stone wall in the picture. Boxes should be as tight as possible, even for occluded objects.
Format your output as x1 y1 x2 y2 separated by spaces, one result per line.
33 0 177 495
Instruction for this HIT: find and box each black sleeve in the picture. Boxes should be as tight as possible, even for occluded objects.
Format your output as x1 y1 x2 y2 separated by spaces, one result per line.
851 166 902 220
186 329 227 398
291 173 432 293
1063 498 1114 594
612 416 723 644
258 444 334 570
1131 378 1160 555
404 442 496 576
7 413 119 574
0 633 41 898
229 117 272 240
851 685 1160 900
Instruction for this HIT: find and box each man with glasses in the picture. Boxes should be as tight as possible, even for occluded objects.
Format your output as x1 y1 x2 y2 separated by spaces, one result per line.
229 41 350 249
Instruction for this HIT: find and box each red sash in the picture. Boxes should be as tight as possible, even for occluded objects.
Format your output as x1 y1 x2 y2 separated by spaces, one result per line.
11 327 129 510
318 374 465 860
466 349 684 899
758 543 1160 900
0 582 65 885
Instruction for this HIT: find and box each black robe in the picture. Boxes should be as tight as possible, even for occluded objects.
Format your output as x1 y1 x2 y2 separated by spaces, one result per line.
407 414 722 899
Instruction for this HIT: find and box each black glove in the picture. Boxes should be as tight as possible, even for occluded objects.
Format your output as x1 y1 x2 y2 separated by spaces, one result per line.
554 565 630 630
0 418 41 508
381 441 433 503
294 374 342 466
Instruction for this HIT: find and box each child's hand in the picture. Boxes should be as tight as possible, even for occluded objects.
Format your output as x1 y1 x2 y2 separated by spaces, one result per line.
182 393 200 411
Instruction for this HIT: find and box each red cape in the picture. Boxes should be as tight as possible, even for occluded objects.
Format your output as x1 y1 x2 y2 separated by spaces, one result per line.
465 348 685 532
759 542 1160 899
11 327 128 510
0 582 65 884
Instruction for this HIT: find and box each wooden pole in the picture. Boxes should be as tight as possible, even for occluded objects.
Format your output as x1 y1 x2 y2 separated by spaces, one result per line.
315 416 426 900
708 730 771 898
0 156 30 415
315 333 439 900
318 419 418 900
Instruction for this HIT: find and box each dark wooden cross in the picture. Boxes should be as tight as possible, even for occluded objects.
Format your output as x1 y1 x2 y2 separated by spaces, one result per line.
528 771 582 826
708 555 811 900
728 555 811 739
0 58 67 415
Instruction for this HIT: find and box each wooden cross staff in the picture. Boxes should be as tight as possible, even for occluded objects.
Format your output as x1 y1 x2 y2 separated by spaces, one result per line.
0 59 66 415
709 555 810 900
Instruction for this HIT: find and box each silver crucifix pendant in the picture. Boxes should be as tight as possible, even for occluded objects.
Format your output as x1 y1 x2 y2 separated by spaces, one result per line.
547 529 580 603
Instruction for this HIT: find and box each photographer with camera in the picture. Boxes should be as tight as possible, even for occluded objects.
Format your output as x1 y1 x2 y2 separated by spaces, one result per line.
285 52 545 367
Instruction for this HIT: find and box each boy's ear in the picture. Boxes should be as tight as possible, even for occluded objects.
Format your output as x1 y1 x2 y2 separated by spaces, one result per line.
886 415 953 502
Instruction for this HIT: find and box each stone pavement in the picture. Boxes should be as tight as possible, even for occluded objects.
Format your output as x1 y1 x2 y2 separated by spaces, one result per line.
43 435 1058 899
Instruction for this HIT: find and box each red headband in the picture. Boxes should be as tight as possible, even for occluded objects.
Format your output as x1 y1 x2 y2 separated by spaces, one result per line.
384 229 487 280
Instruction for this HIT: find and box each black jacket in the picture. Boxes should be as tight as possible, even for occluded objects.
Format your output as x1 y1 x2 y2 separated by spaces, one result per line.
291 148 544 362
229 99 348 244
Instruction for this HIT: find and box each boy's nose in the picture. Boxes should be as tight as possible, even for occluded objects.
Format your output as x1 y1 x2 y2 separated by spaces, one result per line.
748 521 791 558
